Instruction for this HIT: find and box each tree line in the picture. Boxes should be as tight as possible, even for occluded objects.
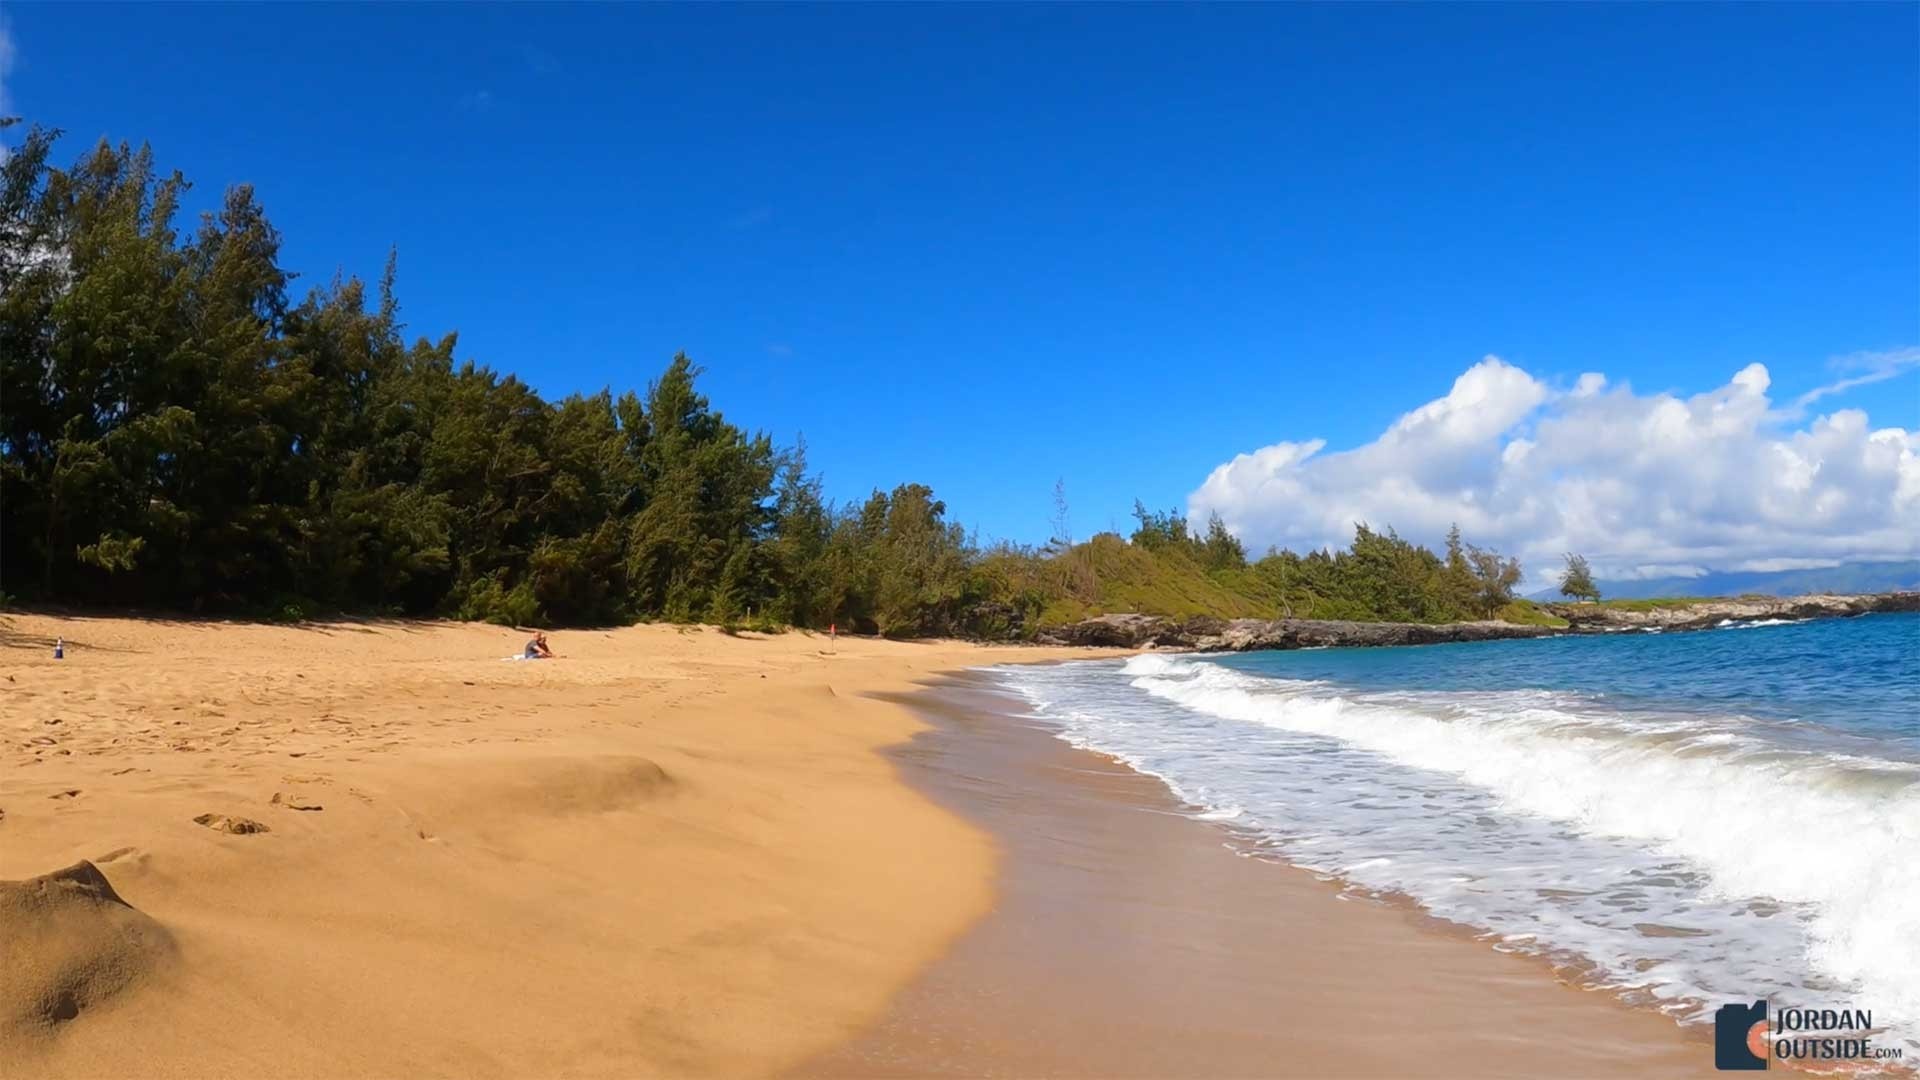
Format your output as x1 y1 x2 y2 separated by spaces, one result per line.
1 128 1562 634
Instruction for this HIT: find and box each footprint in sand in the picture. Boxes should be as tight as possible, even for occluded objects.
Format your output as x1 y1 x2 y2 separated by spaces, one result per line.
192 813 270 835
49 789 80 800
270 792 323 812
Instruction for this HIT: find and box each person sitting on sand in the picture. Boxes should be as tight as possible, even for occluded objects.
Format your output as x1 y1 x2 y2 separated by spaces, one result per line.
524 631 554 659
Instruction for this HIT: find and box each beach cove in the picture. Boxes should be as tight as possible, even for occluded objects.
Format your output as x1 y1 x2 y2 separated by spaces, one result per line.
0 613 1773 1078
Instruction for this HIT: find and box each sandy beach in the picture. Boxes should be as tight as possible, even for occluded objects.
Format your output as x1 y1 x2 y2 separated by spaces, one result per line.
5 615 1721 1078
0 614 1101 1078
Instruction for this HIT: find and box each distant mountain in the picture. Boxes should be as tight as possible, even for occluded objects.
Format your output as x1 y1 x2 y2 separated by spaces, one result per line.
1529 561 1920 602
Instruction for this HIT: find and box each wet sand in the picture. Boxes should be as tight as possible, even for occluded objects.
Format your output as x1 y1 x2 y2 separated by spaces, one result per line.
800 671 1717 1079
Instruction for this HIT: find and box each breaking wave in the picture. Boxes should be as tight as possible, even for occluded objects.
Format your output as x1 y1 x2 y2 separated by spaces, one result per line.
989 640 1920 1052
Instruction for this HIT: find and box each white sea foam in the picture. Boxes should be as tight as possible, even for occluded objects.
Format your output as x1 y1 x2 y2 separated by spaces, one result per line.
990 655 1920 1052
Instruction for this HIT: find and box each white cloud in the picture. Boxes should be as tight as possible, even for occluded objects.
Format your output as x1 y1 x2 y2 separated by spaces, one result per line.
1189 353 1920 585
1781 347 1920 418
1735 557 1843 573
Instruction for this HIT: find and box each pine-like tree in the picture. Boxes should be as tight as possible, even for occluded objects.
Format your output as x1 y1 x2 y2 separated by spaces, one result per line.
1559 553 1601 602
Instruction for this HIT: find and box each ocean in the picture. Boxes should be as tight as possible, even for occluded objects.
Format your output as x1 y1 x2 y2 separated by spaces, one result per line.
986 612 1920 1051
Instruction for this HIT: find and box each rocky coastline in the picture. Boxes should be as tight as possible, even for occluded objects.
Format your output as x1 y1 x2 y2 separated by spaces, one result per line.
1036 592 1918 653
1035 612 1557 651
1538 591 1920 633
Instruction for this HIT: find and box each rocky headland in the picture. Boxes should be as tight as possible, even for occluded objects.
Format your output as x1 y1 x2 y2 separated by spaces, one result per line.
1037 592 1919 653
1539 591 1920 633
1036 613 1556 651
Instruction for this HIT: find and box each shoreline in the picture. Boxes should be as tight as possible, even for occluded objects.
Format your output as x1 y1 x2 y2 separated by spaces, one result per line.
800 669 1716 1079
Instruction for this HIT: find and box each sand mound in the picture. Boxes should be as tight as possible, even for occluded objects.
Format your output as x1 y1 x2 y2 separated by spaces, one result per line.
503 755 674 816
0 861 173 1037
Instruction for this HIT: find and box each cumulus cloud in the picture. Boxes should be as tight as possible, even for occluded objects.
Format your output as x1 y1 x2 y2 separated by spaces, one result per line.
1189 353 1920 584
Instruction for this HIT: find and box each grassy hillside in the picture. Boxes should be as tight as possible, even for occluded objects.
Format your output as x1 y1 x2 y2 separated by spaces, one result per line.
1583 597 1719 611
1554 595 1773 612
1034 534 1281 625
1494 601 1570 627
981 529 1566 633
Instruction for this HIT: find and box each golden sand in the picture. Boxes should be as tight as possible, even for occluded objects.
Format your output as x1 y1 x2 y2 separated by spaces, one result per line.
0 614 1102 1077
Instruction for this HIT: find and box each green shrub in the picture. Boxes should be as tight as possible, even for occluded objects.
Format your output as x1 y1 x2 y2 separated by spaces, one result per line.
457 574 541 627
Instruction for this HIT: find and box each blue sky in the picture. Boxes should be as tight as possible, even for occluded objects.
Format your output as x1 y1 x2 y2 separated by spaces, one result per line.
6 4 1916 568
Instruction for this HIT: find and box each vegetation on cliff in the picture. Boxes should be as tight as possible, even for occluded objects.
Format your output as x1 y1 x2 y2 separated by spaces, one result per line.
1 128 1555 635
1031 517 1555 629
1558 554 1601 601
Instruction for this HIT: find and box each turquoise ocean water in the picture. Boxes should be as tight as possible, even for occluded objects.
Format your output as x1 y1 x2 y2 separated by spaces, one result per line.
988 612 1919 1050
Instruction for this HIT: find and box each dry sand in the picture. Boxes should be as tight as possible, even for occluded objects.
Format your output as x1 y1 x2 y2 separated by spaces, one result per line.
3 615 1744 1079
0 613 1103 1078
